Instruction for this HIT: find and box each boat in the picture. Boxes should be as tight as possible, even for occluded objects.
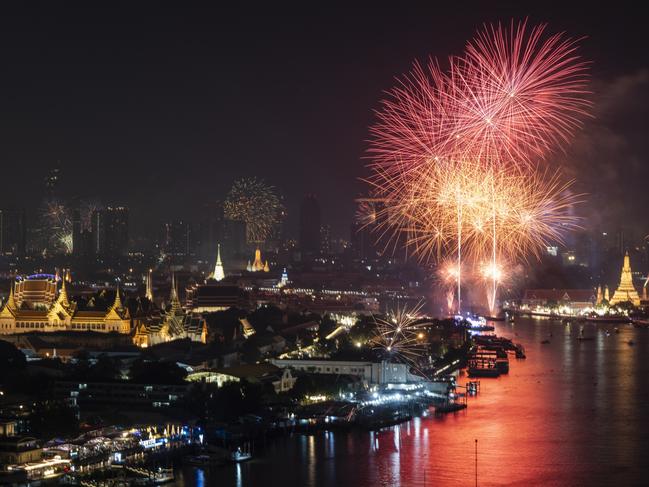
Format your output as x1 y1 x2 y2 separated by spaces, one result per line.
514 344 526 359
229 443 253 463
585 315 630 323
632 319 649 328
357 406 412 429
434 401 467 414
184 454 214 466
577 326 594 341
467 350 500 377
153 468 175 484
482 315 506 322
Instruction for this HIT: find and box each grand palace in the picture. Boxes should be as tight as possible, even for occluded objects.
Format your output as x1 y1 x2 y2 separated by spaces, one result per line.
0 272 207 347
0 274 131 334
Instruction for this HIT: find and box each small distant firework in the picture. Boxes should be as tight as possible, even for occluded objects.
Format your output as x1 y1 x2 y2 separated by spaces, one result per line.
39 200 73 254
371 301 430 365
355 199 377 225
224 178 285 244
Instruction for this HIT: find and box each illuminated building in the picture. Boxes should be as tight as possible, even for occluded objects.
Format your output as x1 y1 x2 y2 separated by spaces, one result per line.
132 274 207 347
0 275 130 334
609 252 641 306
247 248 269 272
279 268 289 287
185 269 246 313
211 244 225 281
521 289 596 311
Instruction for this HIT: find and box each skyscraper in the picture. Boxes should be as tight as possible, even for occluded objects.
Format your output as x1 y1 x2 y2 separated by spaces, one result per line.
164 220 193 257
0 209 26 255
222 219 247 259
320 224 331 255
299 194 321 256
91 207 129 258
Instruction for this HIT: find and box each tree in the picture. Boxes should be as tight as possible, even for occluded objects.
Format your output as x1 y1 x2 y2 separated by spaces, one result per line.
29 401 79 440
88 355 121 381
129 359 187 384
0 340 26 379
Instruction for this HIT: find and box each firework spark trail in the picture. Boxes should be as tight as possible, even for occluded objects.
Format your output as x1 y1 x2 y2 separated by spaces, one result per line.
372 300 430 367
366 20 591 313
224 177 285 245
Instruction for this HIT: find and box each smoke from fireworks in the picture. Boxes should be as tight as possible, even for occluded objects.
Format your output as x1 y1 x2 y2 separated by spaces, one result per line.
224 178 285 245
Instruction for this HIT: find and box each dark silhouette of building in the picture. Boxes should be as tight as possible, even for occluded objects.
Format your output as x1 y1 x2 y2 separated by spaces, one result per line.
299 194 321 256
197 202 224 260
222 219 246 259
320 224 331 255
91 207 129 258
164 220 193 257
0 209 26 255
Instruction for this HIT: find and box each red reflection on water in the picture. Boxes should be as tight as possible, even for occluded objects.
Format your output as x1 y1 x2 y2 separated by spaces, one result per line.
176 318 649 487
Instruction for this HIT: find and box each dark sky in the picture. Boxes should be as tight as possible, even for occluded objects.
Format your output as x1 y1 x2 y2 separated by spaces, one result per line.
0 2 647 240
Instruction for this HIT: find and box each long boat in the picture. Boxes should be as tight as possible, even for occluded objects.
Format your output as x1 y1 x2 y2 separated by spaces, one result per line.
584 315 630 323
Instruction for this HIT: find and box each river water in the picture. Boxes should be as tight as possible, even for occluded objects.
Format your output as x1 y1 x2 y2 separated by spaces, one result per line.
173 317 649 486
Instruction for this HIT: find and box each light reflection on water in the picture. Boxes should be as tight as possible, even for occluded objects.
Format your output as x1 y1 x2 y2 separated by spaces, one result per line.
173 318 649 486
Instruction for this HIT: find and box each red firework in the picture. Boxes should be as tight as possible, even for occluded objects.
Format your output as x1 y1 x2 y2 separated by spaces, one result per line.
368 20 591 171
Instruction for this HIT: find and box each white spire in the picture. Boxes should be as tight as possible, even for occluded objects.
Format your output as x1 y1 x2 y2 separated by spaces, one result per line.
145 269 154 301
212 244 225 281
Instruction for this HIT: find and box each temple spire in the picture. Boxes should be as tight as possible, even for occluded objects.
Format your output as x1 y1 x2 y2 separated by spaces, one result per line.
170 273 182 313
57 273 70 308
145 269 154 301
252 248 263 272
610 251 640 306
112 283 123 310
212 244 225 281
5 282 17 310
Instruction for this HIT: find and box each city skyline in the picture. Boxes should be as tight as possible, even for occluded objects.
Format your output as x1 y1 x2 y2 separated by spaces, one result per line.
0 4 647 239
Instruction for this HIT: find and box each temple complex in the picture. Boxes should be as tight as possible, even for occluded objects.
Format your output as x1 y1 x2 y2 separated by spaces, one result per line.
609 252 641 306
0 274 130 334
133 274 207 347
246 248 269 272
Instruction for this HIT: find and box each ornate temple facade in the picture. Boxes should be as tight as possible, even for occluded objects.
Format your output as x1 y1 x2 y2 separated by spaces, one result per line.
0 275 130 335
133 275 207 348
246 248 269 273
609 252 641 306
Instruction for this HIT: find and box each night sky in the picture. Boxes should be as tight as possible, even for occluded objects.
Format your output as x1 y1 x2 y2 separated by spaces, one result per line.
0 3 647 240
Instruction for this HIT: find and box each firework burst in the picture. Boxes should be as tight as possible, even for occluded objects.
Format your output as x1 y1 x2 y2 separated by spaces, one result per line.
365 20 591 312
371 301 430 365
224 178 285 245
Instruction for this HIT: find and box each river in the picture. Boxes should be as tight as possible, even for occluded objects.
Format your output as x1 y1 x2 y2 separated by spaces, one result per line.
172 317 649 486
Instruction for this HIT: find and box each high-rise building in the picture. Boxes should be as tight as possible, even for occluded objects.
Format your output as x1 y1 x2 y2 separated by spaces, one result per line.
299 194 321 256
320 224 331 255
0 209 27 255
91 207 129 258
164 220 193 257
222 219 247 259
196 202 224 260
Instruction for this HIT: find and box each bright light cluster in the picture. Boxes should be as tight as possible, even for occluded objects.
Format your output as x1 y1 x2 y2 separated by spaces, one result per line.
366 20 591 312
